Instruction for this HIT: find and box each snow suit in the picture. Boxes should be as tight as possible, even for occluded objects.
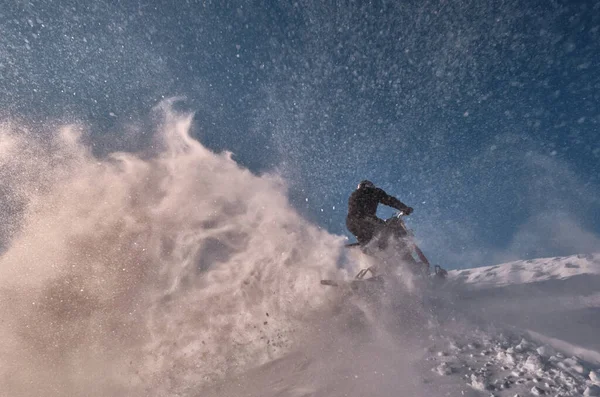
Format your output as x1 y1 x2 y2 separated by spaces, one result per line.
346 186 410 245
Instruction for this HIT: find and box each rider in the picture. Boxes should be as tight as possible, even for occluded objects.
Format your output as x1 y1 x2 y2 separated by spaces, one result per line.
346 180 413 247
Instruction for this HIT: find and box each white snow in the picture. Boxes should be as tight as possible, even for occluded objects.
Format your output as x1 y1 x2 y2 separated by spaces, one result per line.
434 253 600 396
451 254 600 288
535 346 556 358
435 362 453 375
197 253 600 397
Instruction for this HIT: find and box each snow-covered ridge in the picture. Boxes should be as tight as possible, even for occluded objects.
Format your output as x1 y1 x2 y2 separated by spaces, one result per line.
449 253 600 288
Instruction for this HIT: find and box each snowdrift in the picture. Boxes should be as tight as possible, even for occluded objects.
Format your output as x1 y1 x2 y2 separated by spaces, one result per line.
198 253 600 397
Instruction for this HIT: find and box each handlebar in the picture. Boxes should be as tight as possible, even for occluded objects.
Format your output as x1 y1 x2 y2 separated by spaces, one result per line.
386 211 407 222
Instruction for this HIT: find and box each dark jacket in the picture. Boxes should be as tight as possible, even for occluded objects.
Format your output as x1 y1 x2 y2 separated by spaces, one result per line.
347 186 408 220
345 186 409 245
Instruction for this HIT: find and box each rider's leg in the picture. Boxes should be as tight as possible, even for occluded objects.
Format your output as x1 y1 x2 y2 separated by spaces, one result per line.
346 216 385 246
361 216 387 249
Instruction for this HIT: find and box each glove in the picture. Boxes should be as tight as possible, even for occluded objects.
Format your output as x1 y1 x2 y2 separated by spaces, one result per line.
403 207 414 215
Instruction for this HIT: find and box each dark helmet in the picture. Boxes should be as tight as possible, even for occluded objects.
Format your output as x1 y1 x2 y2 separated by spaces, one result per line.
357 180 375 189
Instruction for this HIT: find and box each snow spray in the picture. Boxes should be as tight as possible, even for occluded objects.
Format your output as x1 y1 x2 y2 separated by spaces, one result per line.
0 103 345 396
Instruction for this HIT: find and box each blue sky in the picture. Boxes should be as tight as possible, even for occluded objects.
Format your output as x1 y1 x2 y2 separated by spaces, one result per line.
1 0 599 269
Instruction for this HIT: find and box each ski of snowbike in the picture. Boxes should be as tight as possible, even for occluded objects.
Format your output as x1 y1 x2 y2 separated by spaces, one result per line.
320 264 447 289
320 212 447 288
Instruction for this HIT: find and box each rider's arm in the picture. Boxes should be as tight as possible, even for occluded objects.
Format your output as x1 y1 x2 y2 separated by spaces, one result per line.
375 188 410 211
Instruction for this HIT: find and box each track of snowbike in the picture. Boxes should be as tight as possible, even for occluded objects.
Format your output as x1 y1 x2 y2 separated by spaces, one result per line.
199 253 600 397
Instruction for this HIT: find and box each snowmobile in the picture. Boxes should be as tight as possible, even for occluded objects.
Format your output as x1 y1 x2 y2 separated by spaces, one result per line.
321 211 447 290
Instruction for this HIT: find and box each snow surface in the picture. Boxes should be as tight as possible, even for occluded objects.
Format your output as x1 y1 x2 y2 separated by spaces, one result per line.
199 253 600 397
451 254 600 288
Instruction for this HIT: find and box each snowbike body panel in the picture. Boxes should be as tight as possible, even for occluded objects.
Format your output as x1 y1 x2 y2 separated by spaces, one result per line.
322 213 446 288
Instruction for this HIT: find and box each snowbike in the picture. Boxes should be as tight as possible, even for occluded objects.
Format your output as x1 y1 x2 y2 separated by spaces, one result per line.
321 211 447 291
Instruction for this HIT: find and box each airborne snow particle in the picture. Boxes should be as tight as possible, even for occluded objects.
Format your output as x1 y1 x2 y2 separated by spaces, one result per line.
577 62 591 70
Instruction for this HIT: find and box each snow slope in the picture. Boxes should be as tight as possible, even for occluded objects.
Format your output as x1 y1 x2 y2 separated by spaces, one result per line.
451 254 600 288
432 253 600 396
449 253 600 365
198 253 600 397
